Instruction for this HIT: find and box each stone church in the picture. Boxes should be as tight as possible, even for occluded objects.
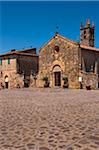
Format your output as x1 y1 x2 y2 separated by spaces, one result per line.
38 20 99 89
0 20 99 89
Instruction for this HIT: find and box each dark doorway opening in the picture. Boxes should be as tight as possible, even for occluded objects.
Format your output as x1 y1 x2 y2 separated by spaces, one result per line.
54 72 61 86
5 82 8 88
24 75 30 88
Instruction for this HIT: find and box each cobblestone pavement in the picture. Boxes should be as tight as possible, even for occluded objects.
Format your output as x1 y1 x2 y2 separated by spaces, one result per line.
0 88 99 150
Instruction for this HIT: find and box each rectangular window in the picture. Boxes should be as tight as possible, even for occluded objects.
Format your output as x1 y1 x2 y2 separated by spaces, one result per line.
8 58 10 64
0 59 2 65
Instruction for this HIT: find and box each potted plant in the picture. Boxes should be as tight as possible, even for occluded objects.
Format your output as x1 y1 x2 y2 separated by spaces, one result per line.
42 76 49 87
62 76 68 88
86 85 91 90
86 80 91 90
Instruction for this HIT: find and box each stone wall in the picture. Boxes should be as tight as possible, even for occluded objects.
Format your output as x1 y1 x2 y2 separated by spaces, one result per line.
0 57 16 72
0 70 24 89
17 55 38 75
0 58 17 89
79 71 98 89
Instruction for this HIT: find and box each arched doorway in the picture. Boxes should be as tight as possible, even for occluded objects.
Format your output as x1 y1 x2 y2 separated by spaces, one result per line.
5 75 9 88
53 65 61 86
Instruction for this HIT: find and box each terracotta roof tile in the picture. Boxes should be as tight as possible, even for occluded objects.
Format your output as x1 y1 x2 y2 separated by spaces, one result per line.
0 48 37 57
80 44 99 52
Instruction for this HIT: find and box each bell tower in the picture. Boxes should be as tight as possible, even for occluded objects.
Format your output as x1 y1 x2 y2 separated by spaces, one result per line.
80 19 94 47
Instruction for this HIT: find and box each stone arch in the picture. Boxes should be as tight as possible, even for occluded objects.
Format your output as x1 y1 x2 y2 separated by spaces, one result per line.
4 75 9 88
5 75 9 82
50 60 64 73
53 65 61 72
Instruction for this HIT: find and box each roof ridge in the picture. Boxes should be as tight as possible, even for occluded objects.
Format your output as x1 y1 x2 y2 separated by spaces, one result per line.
57 34 78 45
0 48 36 56
39 33 78 51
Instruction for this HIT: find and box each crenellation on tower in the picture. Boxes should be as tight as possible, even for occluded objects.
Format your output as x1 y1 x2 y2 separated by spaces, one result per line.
80 19 94 47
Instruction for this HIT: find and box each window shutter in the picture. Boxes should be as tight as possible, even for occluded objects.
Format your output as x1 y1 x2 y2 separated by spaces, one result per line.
0 59 2 65
8 58 10 64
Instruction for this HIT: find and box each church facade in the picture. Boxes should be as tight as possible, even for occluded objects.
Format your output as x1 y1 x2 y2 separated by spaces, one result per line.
0 20 99 89
38 20 99 89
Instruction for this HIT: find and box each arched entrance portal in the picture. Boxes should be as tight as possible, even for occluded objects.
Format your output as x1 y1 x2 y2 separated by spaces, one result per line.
5 75 9 88
53 65 61 86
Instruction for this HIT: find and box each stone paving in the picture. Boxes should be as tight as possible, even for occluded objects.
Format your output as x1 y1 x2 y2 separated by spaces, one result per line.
0 88 99 150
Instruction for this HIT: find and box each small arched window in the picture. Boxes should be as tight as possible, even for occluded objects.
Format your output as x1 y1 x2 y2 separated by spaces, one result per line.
54 45 59 52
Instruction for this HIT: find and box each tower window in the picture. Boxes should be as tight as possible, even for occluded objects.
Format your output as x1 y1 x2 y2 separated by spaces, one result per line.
84 30 86 34
84 35 86 39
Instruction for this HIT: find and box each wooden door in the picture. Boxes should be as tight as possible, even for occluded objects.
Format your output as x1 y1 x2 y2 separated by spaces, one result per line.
54 72 61 86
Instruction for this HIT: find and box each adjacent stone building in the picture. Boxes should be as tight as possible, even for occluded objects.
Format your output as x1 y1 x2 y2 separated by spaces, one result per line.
38 20 99 89
0 19 99 89
0 48 38 89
